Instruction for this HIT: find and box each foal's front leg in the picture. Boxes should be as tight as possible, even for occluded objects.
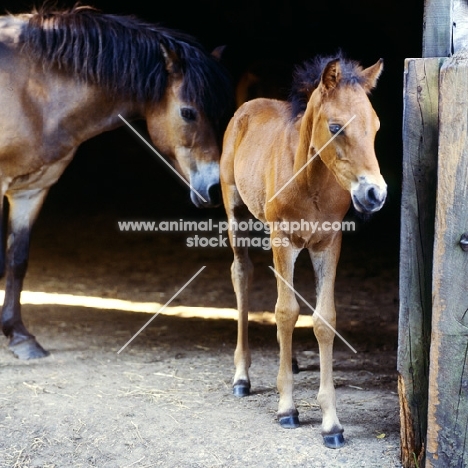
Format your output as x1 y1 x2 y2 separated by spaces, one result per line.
230 233 253 397
309 239 345 448
272 239 302 428
2 188 50 359
224 188 254 397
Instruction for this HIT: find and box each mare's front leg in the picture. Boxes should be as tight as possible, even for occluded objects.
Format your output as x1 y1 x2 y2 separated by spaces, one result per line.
2 188 50 359
309 236 345 448
272 238 302 428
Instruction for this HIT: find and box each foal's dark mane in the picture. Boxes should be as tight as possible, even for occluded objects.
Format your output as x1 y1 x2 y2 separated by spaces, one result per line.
289 51 368 118
20 4 234 132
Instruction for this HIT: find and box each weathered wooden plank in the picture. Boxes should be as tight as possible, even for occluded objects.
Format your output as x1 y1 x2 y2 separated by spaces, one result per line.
399 57 443 468
426 50 468 467
453 0 468 52
423 0 453 57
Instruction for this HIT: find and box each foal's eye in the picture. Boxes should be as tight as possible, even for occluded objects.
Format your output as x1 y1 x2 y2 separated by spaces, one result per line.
329 124 343 135
180 107 197 122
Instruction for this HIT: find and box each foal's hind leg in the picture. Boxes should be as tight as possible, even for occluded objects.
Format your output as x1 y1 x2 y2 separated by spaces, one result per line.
2 188 50 359
271 240 302 428
309 239 345 448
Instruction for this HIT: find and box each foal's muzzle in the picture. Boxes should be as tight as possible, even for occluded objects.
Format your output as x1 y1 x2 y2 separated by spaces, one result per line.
351 180 387 214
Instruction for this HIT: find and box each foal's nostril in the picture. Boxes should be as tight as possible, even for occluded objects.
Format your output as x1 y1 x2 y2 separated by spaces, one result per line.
208 183 222 206
366 186 379 204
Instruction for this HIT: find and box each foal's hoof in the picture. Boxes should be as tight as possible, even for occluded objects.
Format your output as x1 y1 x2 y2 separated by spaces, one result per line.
9 338 50 360
323 432 345 449
232 380 250 397
292 358 300 374
278 411 300 429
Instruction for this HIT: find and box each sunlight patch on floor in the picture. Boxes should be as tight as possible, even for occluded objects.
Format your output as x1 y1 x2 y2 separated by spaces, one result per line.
0 290 314 327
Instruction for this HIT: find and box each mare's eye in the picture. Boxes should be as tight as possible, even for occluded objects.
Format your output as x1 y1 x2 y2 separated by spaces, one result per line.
181 107 197 121
329 124 343 135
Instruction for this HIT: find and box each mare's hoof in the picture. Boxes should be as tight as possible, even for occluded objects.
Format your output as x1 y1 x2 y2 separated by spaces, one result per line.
292 358 300 374
9 338 50 360
233 380 250 397
323 432 345 449
278 413 300 429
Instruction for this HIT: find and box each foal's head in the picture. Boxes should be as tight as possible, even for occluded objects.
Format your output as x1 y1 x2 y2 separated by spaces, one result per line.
306 57 387 214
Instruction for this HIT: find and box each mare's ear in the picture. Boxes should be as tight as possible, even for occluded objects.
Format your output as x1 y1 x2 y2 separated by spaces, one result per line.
160 43 181 74
362 58 384 92
211 45 226 61
320 59 342 92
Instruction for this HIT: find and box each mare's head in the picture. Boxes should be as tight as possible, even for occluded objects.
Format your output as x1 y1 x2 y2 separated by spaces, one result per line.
22 6 235 208
145 43 234 208
292 54 387 214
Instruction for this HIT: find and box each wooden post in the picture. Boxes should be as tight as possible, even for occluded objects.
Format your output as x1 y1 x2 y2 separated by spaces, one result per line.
422 0 453 57
398 57 443 468
399 1 468 466
426 50 468 467
453 0 468 52
423 0 468 57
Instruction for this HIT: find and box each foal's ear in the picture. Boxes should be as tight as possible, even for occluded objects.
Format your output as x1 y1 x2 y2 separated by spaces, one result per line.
320 59 342 91
362 58 384 92
160 43 181 74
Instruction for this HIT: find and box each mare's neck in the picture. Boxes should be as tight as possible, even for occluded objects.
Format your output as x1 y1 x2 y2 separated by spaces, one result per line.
60 84 145 146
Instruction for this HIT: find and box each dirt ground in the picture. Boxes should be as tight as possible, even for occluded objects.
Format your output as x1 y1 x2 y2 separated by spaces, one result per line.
0 135 402 467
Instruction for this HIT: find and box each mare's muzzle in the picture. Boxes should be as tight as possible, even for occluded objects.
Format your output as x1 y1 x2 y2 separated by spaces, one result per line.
190 163 222 208
190 182 222 208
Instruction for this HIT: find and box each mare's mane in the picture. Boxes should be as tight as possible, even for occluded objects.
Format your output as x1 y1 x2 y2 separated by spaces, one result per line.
19 4 234 132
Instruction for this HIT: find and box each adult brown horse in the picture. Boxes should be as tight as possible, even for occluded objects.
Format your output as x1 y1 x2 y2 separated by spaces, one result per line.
0 5 234 359
220 53 386 448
